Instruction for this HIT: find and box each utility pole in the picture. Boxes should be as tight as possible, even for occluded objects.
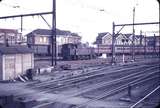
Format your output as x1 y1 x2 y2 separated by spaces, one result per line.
122 39 125 63
111 22 115 64
51 0 57 66
153 34 156 56
132 7 135 61
144 33 146 59
20 16 23 32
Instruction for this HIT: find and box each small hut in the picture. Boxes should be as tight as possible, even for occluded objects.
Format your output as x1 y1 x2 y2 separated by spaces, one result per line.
0 46 34 80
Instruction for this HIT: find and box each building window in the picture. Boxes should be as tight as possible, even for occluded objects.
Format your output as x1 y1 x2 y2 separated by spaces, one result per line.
43 37 47 43
39 37 43 43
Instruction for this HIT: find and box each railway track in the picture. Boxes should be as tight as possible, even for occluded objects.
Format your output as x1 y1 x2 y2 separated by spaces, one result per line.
74 71 159 108
27 61 158 89
32 69 159 108
62 66 159 96
129 86 160 108
30 62 159 108
31 64 158 91
30 59 159 88
2 59 156 108
44 65 158 93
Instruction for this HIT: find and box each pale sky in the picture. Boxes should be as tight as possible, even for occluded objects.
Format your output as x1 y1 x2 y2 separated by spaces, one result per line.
0 0 159 44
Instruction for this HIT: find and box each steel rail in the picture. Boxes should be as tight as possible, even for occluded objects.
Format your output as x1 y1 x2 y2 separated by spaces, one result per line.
29 65 152 93
75 71 159 108
16 65 127 96
26 66 112 88
20 64 159 99
44 65 158 93
26 65 128 88
26 65 106 85
100 72 159 100
130 85 160 108
28 59 159 88
28 63 157 89
67 67 159 97
15 64 159 102
32 69 159 108
32 67 159 108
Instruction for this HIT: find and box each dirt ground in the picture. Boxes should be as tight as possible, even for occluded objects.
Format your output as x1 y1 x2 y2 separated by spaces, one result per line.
34 55 159 70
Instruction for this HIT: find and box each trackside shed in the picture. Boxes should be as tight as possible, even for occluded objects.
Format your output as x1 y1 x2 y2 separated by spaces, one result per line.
0 46 34 80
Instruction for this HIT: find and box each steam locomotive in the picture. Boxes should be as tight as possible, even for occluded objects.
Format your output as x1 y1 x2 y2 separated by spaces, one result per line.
61 43 98 60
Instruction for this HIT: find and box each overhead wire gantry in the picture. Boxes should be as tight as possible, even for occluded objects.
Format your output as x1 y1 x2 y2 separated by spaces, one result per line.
0 0 57 66
111 21 160 64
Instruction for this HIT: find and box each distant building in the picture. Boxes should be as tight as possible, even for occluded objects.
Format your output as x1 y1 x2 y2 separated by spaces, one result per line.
0 46 34 80
94 32 131 46
0 28 25 45
94 32 146 46
94 32 112 45
93 32 153 54
117 34 145 46
26 29 81 56
146 36 160 47
115 34 130 45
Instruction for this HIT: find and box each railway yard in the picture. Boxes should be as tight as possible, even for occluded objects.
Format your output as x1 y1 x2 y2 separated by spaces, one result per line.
0 57 160 108
0 0 159 108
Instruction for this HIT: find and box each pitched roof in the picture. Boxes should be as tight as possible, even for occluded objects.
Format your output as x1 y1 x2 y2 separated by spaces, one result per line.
94 32 111 44
116 34 145 41
0 45 33 54
0 28 18 34
97 32 109 39
26 29 76 37
71 33 78 36
124 34 132 38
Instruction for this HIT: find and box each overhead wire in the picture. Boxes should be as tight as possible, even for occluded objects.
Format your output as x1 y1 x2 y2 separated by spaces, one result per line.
0 0 53 33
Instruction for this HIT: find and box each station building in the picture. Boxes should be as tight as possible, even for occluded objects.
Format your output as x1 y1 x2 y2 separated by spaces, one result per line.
26 29 81 56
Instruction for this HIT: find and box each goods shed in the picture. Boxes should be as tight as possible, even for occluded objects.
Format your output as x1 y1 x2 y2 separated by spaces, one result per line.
0 46 34 80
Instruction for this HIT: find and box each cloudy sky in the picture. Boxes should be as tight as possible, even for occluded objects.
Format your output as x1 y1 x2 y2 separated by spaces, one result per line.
0 0 159 44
